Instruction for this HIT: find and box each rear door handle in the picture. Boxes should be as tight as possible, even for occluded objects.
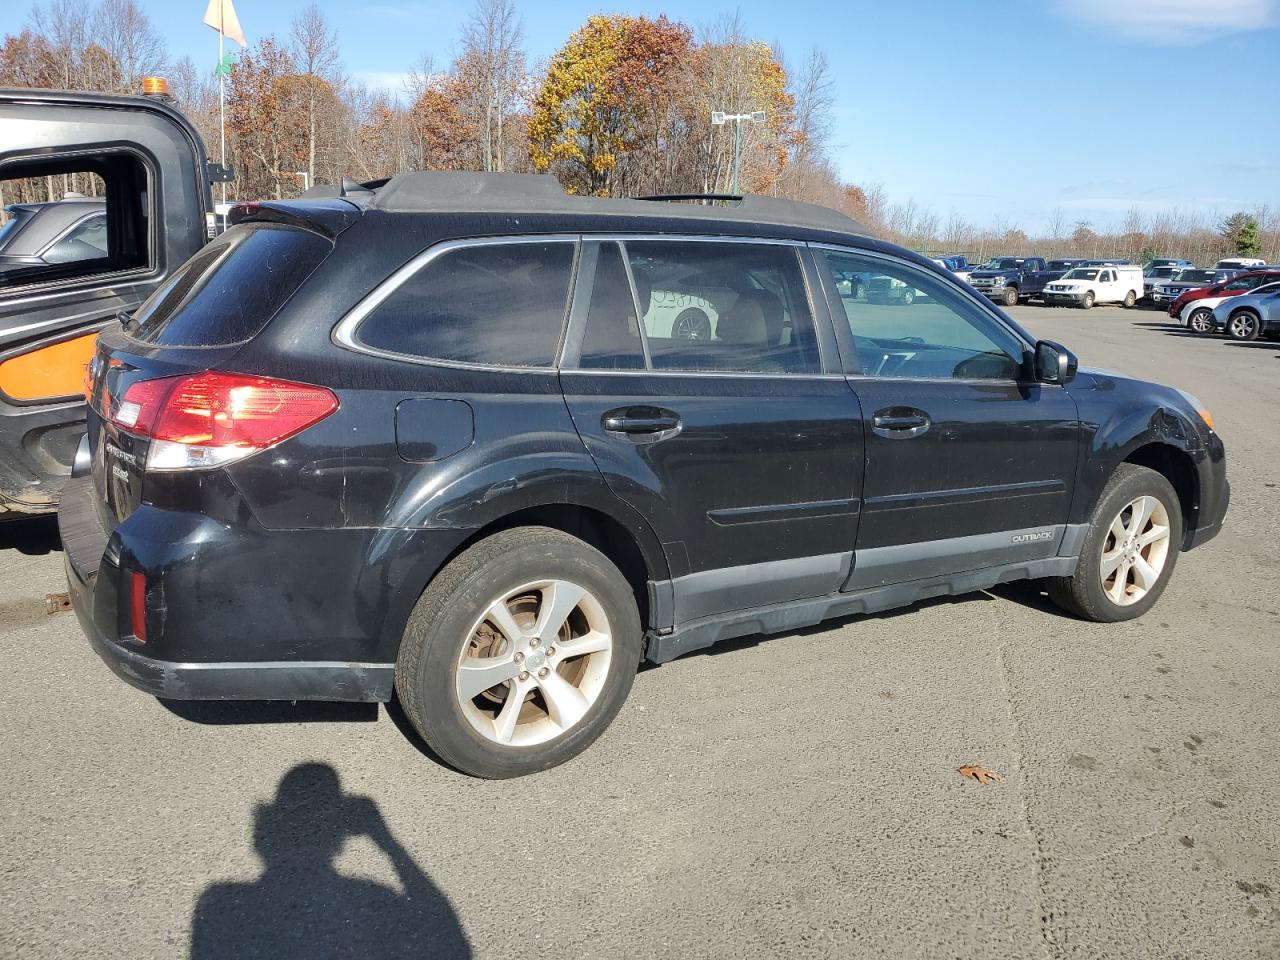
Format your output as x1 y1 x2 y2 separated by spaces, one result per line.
602 406 681 440
872 407 930 439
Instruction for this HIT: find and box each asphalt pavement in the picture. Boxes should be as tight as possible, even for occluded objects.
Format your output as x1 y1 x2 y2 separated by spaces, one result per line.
2 304 1278 959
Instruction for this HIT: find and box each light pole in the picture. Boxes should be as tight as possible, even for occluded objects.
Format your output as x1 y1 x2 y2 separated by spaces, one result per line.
711 110 766 195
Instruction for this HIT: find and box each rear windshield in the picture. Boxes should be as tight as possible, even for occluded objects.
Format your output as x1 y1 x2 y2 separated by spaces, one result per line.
129 224 331 346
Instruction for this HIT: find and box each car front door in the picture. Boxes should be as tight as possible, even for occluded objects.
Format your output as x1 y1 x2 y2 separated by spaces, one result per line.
560 238 864 626
815 247 1080 590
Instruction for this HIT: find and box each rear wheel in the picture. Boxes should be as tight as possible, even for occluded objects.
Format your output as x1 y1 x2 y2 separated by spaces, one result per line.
673 307 712 341
395 526 642 778
1122 290 1136 308
1226 310 1262 341
1187 308 1215 334
1002 286 1018 307
900 288 916 306
1081 291 1095 309
1047 464 1181 622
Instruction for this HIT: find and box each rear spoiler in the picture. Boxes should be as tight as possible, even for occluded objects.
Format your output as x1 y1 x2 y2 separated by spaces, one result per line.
228 198 362 239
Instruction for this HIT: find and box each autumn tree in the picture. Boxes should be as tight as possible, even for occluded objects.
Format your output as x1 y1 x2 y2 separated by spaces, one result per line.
529 14 692 195
457 0 527 172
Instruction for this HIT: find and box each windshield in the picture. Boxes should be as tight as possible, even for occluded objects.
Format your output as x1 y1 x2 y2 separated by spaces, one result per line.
1144 266 1178 278
1062 269 1100 281
978 258 1022 270
1172 269 1215 284
1048 260 1078 270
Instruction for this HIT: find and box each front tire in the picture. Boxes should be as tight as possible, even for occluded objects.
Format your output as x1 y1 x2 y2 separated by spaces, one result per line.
1002 286 1018 307
395 526 642 778
1047 464 1182 622
1187 308 1215 334
1081 291 1095 309
1226 310 1262 341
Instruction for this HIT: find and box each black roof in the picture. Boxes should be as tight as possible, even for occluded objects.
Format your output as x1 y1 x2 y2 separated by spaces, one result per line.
358 172 870 237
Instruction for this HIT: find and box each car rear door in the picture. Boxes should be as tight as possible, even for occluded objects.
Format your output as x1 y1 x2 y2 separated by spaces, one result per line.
813 246 1080 589
560 237 864 625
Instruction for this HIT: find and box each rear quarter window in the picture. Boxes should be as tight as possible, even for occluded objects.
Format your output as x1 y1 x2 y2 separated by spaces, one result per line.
130 224 331 346
353 241 575 367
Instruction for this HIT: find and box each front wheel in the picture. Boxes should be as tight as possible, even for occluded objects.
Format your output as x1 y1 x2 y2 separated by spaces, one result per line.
1226 310 1262 341
1002 286 1018 307
900 288 916 306
395 527 642 778
1187 308 1215 334
1080 291 1095 309
1047 464 1182 622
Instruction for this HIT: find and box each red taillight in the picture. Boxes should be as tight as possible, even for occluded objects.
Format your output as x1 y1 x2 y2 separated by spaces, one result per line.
111 372 339 469
129 570 147 643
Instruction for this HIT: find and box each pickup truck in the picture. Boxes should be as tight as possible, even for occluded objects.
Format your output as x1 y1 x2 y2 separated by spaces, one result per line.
969 257 1094 306
0 86 224 518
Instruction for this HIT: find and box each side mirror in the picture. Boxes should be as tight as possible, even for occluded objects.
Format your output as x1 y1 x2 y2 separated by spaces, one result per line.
1034 340 1078 385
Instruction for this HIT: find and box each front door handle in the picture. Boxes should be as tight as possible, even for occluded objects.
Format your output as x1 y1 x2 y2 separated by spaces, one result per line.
872 407 930 439
602 406 682 440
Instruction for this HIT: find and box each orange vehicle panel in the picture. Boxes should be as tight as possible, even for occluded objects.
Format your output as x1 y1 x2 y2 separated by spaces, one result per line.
0 332 99 402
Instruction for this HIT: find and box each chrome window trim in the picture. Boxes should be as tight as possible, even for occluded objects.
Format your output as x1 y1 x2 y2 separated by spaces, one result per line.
331 234 579 372
809 241 1038 385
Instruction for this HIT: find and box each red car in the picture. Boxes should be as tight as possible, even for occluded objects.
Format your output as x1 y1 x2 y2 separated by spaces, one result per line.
1169 269 1280 321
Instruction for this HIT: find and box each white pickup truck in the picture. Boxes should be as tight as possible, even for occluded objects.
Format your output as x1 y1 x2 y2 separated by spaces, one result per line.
1041 265 1143 309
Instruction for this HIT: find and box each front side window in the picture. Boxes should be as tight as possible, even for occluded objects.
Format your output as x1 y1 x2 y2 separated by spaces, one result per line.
618 240 820 374
357 241 575 367
822 249 1027 381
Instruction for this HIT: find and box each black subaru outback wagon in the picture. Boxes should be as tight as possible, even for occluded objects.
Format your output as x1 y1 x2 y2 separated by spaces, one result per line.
60 172 1228 778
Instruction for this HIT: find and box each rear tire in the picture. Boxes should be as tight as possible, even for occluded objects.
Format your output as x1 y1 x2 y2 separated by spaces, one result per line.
1047 464 1182 622
1123 290 1136 308
395 526 642 778
1226 310 1262 341
1002 286 1019 307
1187 308 1215 334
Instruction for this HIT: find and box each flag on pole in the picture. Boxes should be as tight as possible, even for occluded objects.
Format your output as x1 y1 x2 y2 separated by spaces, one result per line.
203 0 247 48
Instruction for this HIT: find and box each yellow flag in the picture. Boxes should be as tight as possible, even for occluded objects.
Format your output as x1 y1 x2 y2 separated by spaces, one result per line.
203 0 247 48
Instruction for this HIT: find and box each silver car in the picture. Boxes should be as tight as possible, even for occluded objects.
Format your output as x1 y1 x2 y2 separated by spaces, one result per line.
1214 286 1280 342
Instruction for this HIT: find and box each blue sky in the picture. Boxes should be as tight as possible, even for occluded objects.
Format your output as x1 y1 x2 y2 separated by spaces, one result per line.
5 0 1279 231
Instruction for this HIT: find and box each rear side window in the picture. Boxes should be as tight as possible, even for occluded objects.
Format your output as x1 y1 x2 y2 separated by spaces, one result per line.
356 241 575 367
131 224 331 346
616 240 821 374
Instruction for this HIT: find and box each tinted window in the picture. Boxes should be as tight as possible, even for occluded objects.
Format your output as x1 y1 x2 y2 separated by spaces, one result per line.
620 240 820 374
579 242 645 370
43 214 109 264
131 224 331 346
358 241 574 367
823 250 1026 381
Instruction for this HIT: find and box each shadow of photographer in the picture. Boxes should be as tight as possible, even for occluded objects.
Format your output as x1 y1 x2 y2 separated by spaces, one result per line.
191 763 469 959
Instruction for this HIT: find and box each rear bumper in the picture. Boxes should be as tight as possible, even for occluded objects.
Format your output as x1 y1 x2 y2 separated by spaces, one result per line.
65 550 394 701
58 472 403 703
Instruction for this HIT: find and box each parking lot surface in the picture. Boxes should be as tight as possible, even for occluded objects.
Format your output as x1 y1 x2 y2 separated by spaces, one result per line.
2 304 1278 960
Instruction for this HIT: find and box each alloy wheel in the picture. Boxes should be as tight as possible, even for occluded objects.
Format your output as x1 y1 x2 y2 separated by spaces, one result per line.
455 579 613 746
1228 314 1258 340
1099 495 1171 606
1188 309 1214 334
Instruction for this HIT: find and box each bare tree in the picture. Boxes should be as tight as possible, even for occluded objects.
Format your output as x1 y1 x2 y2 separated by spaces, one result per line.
290 4 342 186
459 0 526 172
92 0 166 92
